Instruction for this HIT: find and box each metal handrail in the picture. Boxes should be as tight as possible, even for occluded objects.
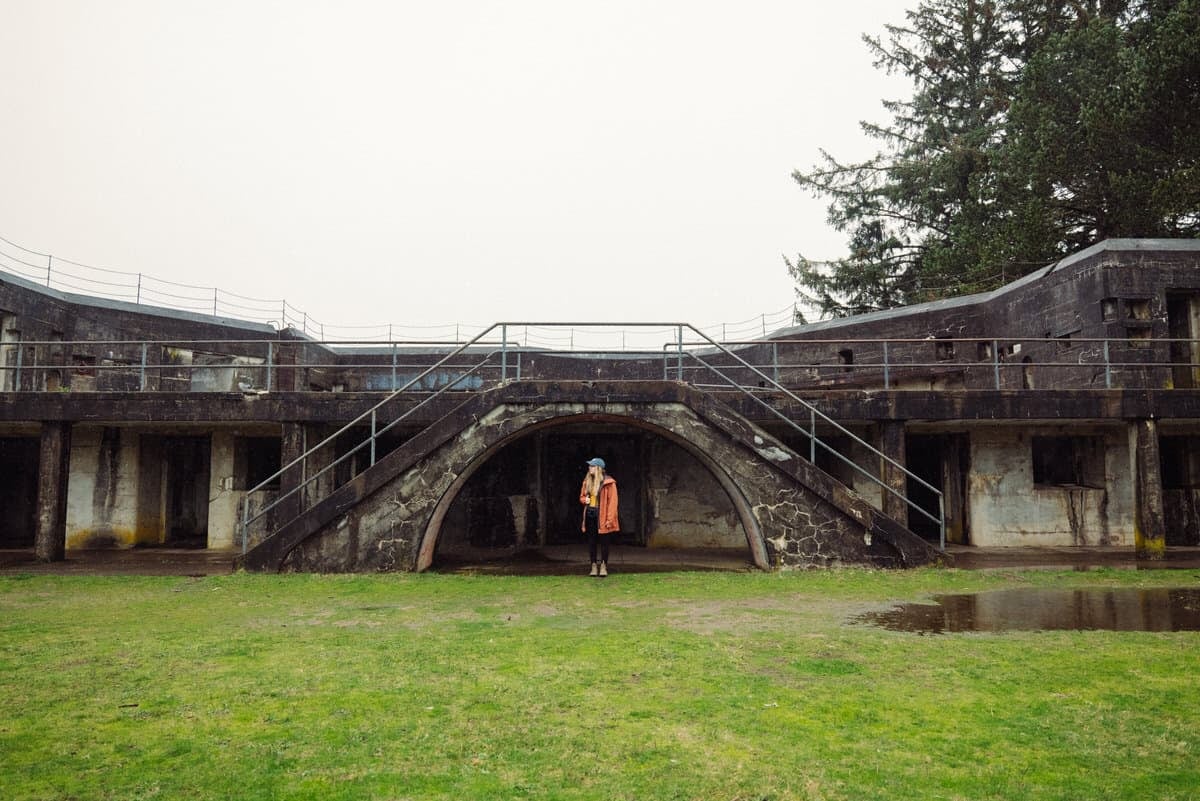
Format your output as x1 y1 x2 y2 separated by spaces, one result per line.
659 335 1200 392
671 329 945 548
239 354 499 552
682 352 945 545
236 321 695 552
4 334 1200 393
234 321 948 558
237 325 517 552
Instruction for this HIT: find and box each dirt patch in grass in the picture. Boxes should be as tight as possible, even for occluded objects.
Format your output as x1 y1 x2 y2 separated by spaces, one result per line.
659 595 875 635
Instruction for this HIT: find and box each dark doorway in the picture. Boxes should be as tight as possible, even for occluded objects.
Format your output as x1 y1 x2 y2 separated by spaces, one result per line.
164 436 211 547
543 428 644 545
0 437 39 546
428 420 762 573
905 434 969 544
1160 434 1200 546
1167 292 1199 388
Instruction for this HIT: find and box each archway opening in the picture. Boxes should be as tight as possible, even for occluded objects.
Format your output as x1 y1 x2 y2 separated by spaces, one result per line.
429 419 757 574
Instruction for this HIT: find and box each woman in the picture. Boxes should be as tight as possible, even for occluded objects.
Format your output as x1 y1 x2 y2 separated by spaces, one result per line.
579 457 619 577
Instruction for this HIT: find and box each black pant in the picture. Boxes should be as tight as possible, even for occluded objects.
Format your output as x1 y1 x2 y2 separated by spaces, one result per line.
585 510 609 563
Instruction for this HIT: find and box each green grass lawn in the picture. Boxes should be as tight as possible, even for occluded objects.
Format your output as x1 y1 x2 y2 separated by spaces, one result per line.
2 567 1198 801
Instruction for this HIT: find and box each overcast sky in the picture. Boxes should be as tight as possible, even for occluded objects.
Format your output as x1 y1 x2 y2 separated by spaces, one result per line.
0 1 910 341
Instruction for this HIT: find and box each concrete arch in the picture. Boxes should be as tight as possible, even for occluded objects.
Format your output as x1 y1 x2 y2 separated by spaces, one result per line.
415 410 770 571
259 381 940 573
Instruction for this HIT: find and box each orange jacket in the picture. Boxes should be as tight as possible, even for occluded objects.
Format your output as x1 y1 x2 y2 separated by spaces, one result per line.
580 476 619 534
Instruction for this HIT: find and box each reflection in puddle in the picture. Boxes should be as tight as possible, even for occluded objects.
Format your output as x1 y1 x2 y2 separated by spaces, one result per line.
859 588 1200 633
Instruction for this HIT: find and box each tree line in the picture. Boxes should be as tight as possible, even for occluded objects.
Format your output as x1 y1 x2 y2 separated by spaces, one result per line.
790 0 1200 318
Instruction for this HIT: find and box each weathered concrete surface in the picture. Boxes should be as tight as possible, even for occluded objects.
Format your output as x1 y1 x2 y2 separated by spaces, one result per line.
1163 489 1200 546
278 422 305 525
207 432 237 549
1133 419 1167 559
646 437 744 549
967 425 1132 547
879 421 908 525
13 388 1200 428
239 382 940 573
34 421 71 561
65 426 141 548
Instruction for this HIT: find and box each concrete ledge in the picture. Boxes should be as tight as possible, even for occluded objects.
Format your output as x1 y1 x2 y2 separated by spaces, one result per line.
7 386 1200 424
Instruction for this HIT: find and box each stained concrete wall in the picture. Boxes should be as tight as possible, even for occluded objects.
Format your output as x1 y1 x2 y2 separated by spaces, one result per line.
645 437 743 549
968 425 1133 546
65 426 143 548
206 430 282 549
765 241 1200 391
57 424 280 550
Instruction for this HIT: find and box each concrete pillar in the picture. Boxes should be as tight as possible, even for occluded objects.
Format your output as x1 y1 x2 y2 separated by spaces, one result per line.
1133 418 1166 559
303 424 337 508
207 432 236 549
279 422 305 524
34 421 72 562
879 421 908 526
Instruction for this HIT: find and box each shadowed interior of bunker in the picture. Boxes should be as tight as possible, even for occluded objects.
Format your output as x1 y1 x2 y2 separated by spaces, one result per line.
431 420 754 567
0 435 38 546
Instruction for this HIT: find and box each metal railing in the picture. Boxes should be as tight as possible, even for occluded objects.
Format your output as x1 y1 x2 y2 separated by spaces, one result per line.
3 334 1199 393
237 330 514 553
0 338 510 393
0 252 798 344
237 322 946 555
678 345 945 548
659 335 1200 391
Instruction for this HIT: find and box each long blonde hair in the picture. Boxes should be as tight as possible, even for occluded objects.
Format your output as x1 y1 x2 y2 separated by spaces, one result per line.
584 467 605 498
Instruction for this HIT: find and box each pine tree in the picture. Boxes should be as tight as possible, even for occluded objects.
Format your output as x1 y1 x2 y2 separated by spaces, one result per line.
791 0 1200 318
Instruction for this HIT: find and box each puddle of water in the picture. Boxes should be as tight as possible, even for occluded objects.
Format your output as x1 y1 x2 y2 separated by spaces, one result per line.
859 587 1200 633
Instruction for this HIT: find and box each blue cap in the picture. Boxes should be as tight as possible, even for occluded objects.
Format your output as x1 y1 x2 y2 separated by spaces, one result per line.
585 457 606 468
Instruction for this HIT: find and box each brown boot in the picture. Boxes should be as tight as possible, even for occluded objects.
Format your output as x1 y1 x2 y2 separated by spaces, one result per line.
589 562 599 577
598 561 608 578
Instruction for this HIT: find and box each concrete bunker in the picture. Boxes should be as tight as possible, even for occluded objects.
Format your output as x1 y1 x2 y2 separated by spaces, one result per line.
429 416 759 570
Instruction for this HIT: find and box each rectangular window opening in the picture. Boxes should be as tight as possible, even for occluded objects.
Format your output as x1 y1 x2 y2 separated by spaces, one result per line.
1055 330 1079 351
935 338 955 361
1031 436 1105 489
1127 298 1152 321
837 348 854 373
234 436 282 491
1160 436 1200 490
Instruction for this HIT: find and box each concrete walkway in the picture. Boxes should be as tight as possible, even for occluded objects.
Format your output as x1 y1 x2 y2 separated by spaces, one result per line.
2 544 1199 576
944 544 1200 571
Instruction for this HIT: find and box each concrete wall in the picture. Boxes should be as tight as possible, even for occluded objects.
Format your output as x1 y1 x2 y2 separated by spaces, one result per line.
968 425 1132 546
58 424 280 550
645 437 743 549
66 426 143 548
207 430 282 550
